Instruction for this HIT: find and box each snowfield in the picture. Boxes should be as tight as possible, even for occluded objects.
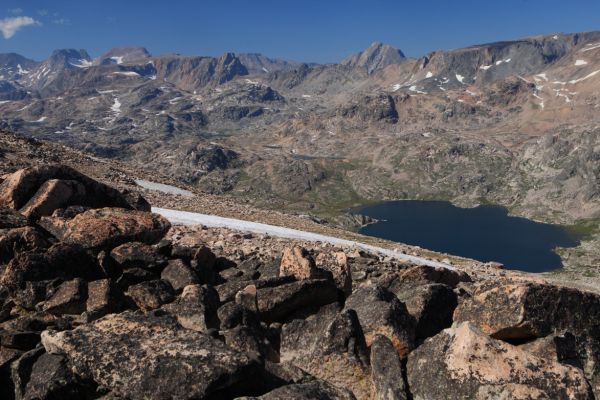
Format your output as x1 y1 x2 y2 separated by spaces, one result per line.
153 207 456 270
136 180 193 197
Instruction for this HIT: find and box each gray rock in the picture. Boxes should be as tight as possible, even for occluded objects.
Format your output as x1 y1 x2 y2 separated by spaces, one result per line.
161 284 219 331
370 334 407 400
126 279 175 311
161 258 199 292
243 380 357 400
42 278 87 315
407 322 593 400
41 311 264 399
280 303 372 399
344 285 415 359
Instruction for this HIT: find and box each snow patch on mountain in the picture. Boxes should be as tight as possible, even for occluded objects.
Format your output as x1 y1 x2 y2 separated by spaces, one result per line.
581 43 600 52
110 98 121 114
153 207 456 270
70 59 93 68
136 180 193 197
113 71 140 77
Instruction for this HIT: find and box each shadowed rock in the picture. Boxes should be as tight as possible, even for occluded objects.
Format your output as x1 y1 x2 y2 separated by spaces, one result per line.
42 278 87 315
162 284 219 331
41 311 264 399
0 226 49 264
344 285 415 358
370 334 408 400
161 258 199 292
126 279 175 311
454 283 600 340
84 279 126 321
393 283 457 343
0 165 150 215
249 278 338 322
244 380 357 400
281 303 372 399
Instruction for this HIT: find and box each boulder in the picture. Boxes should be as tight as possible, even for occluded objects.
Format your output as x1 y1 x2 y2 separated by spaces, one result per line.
39 208 171 250
393 283 457 343
85 279 126 321
315 251 353 296
519 332 600 397
19 179 86 219
250 279 338 322
344 285 415 358
279 246 321 280
161 259 199 292
41 311 264 399
453 283 600 340
0 331 40 351
109 241 168 271
1 243 102 302
126 279 175 311
42 278 87 315
0 165 149 213
245 380 357 400
370 334 408 400
11 349 95 400
280 304 372 399
407 322 593 400
0 207 28 229
0 226 49 264
162 284 220 331
386 265 471 289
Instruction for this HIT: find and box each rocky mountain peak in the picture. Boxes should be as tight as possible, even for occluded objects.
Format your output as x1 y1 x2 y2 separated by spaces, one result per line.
97 47 151 65
48 49 92 68
341 41 406 73
215 52 248 84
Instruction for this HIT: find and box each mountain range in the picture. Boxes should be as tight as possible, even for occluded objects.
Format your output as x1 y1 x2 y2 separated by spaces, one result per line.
1 31 600 255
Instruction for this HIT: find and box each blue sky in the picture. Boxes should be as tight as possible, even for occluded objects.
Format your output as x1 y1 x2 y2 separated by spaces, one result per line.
0 0 599 63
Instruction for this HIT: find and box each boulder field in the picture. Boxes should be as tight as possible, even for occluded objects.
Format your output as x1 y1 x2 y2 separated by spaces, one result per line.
0 164 598 399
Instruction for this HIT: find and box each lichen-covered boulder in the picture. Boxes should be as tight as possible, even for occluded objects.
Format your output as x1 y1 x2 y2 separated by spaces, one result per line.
0 164 149 215
407 322 593 400
41 311 264 399
39 207 171 250
344 285 415 358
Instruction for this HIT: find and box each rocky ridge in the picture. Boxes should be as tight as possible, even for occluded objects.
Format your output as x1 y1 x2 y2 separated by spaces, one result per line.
0 164 599 399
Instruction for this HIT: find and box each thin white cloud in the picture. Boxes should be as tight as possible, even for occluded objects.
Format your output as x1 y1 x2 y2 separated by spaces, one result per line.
8 8 23 15
37 9 48 16
52 18 70 25
0 16 41 39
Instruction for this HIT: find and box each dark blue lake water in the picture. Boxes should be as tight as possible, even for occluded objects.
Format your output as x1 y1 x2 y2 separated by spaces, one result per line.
354 201 581 272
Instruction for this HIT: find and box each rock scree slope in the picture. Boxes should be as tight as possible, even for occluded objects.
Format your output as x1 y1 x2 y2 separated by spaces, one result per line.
0 164 598 399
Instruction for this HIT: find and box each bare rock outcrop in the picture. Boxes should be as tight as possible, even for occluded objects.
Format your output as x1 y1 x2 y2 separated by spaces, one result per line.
407 322 594 400
41 311 264 399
